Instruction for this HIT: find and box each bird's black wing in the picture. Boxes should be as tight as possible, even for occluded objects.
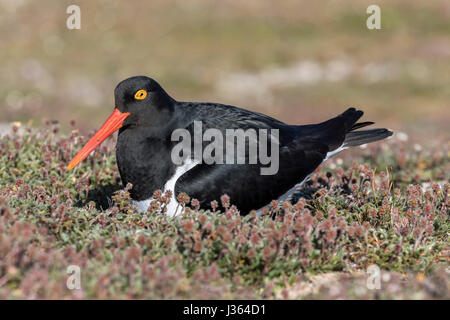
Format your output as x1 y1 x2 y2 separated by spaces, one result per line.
175 142 328 213
176 101 300 144
174 106 369 214
174 130 329 214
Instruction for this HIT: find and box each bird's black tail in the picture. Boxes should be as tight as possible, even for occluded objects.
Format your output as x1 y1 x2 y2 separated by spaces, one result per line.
302 107 393 151
342 109 393 147
343 128 393 147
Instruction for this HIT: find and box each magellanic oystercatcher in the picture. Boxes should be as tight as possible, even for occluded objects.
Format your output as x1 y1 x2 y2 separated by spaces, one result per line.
67 76 393 215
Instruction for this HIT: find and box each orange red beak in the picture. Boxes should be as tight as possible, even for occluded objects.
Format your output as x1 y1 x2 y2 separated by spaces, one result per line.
67 109 130 170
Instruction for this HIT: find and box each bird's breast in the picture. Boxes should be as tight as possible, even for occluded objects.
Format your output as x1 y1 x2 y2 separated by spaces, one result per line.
116 129 176 200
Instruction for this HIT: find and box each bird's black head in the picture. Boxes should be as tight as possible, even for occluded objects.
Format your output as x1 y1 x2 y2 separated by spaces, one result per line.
114 76 175 128
67 76 175 170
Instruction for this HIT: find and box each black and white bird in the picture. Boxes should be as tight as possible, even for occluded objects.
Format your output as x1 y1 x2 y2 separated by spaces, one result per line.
68 76 392 215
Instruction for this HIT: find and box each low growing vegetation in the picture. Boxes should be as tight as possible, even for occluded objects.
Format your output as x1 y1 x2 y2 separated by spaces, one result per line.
0 122 448 299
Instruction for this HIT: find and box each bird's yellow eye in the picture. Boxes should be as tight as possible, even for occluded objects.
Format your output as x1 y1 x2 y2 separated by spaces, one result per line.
134 89 147 100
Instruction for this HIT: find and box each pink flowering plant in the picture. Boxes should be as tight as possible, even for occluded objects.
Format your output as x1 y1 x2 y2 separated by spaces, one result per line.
0 122 448 299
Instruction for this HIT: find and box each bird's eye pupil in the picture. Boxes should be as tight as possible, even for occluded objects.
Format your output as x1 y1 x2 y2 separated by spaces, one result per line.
134 89 147 100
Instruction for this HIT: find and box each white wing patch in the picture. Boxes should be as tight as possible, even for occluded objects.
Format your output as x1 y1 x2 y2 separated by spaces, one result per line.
132 198 151 213
324 144 347 161
132 158 198 216
163 158 198 216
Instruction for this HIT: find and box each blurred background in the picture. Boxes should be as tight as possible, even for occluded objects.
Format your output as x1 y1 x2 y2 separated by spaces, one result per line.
0 0 449 141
